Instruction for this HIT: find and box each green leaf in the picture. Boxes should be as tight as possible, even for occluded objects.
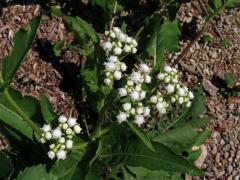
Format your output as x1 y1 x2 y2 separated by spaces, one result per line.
208 0 240 16
144 19 180 69
152 118 210 155
91 0 124 13
126 121 155 152
127 166 182 180
0 88 44 124
0 104 33 139
40 95 57 124
15 164 52 180
53 41 64 57
1 16 41 89
220 38 231 47
0 152 13 178
224 72 236 88
51 7 99 44
82 67 98 93
99 138 203 176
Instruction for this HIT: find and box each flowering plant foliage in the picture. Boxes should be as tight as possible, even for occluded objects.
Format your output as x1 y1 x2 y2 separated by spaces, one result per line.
0 0 239 179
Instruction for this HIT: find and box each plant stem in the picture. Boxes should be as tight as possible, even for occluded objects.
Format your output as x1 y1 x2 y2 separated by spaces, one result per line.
2 89 42 136
110 0 118 30
173 4 226 66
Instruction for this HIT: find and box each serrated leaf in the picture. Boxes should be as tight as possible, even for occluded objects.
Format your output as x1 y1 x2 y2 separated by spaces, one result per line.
208 0 240 16
1 16 41 89
126 121 155 152
15 164 52 180
127 166 182 180
40 95 57 124
152 118 210 155
99 138 203 176
0 152 13 178
0 104 33 139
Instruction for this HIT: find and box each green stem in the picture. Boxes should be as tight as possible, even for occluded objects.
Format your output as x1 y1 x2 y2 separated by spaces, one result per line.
2 89 42 136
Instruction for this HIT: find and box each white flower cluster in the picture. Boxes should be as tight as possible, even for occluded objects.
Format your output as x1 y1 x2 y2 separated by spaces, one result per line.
40 116 82 160
117 63 152 127
101 27 138 86
156 65 194 108
117 64 194 127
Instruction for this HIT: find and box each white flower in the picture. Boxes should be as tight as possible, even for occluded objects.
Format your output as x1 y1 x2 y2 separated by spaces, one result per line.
130 91 140 101
171 96 176 102
178 88 186 96
66 128 73 135
157 73 165 80
140 64 150 74
136 107 144 115
68 118 77 127
113 71 122 80
135 84 142 91
150 96 158 103
131 72 142 83
134 115 145 127
186 101 192 107
47 151 55 159
40 138 46 143
123 103 131 111
118 88 127 97
164 76 171 83
42 124 51 132
178 97 184 104
144 107 150 116
127 80 134 86
74 125 82 134
164 65 172 73
108 56 118 62
188 91 194 99
130 108 136 115
104 78 112 86
118 33 126 42
131 39 138 47
103 41 112 51
110 31 116 38
117 112 127 123
66 140 73 149
125 36 132 43
140 91 146 99
156 102 164 111
52 128 62 139
45 132 52 140
58 116 67 123
123 45 131 53
159 108 166 114
144 75 151 83
165 84 175 94
113 47 122 55
113 27 121 34
131 47 137 54
120 63 127 71
58 137 65 143
104 62 116 72
56 150 66 160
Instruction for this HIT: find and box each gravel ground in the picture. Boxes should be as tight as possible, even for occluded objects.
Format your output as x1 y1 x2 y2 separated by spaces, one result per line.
0 1 239 179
